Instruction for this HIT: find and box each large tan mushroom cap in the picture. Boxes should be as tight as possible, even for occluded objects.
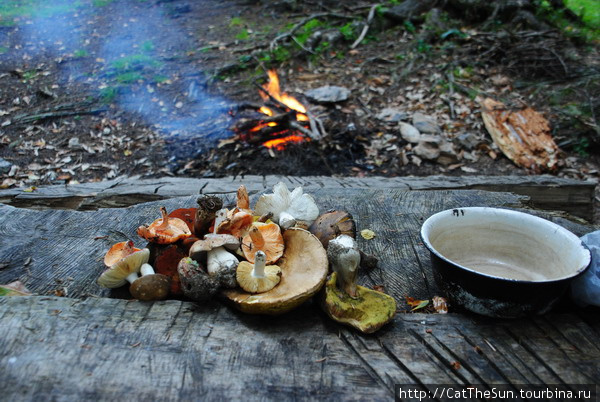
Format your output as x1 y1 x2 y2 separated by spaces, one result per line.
241 222 284 264
98 248 150 288
222 228 328 315
236 261 281 293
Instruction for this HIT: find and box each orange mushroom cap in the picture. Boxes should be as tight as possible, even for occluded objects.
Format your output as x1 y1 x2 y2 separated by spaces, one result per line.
137 206 192 244
104 240 141 267
242 222 284 264
217 210 254 238
168 207 196 233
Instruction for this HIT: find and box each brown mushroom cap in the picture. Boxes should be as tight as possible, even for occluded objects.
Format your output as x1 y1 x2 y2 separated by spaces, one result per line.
98 248 150 288
129 274 171 301
103 240 141 267
137 206 192 244
189 234 240 260
308 211 356 248
236 261 282 293
241 222 284 264
222 228 328 315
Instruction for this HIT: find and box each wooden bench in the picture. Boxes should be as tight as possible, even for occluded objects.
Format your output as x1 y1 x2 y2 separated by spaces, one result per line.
0 177 598 400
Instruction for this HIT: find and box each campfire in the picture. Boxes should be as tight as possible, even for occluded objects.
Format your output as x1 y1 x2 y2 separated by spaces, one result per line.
231 70 325 150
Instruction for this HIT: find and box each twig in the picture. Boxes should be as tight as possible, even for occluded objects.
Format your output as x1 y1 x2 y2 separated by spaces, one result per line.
290 121 320 140
351 4 378 49
446 72 456 120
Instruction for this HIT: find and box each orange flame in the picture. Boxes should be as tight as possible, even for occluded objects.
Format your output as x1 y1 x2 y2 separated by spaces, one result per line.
261 70 308 121
263 135 308 150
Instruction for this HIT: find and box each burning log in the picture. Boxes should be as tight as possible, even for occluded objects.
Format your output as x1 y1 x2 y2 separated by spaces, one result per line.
231 70 327 150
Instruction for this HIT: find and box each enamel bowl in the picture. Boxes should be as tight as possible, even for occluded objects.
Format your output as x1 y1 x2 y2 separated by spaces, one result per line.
420 207 590 318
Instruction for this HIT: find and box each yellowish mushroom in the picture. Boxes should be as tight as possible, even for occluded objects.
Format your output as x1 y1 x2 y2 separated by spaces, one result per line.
236 251 281 293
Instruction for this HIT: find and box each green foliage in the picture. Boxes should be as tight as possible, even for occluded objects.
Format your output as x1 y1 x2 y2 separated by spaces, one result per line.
565 0 600 27
115 71 143 84
111 54 160 72
141 40 154 52
229 17 243 27
403 20 417 34
338 22 357 41
574 137 590 157
537 0 599 42
93 0 114 6
295 18 323 45
416 39 431 53
22 70 38 81
99 86 118 104
0 46 9 54
73 49 88 58
0 0 81 26
235 29 250 40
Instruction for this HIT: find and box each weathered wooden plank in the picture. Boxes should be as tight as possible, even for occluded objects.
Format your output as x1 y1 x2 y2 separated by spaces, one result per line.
2 297 598 400
0 189 526 300
0 297 389 401
0 175 595 220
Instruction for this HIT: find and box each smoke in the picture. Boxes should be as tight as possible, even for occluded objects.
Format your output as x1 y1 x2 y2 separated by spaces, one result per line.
13 0 232 162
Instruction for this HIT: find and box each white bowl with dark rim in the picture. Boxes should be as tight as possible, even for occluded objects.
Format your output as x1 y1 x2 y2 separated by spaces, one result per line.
420 207 591 318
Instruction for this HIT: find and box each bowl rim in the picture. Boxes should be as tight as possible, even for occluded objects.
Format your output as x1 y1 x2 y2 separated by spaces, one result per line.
420 207 591 283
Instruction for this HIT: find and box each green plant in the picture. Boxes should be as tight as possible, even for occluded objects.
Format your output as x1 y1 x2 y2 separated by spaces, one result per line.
338 22 357 41
73 49 88 58
93 0 114 6
99 86 118 103
111 54 160 72
416 39 432 53
115 71 143 84
22 70 38 81
295 18 324 45
235 29 250 40
0 46 8 54
573 136 590 157
230 17 243 27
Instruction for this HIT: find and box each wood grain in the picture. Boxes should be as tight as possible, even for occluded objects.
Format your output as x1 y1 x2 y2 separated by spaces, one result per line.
1 296 597 400
0 174 595 220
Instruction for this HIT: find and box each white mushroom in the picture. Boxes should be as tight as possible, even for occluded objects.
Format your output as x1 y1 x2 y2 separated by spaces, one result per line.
254 182 319 229
188 209 240 288
97 248 150 288
327 235 360 298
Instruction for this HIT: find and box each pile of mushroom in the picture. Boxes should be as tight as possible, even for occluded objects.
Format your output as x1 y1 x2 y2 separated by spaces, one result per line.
95 182 396 333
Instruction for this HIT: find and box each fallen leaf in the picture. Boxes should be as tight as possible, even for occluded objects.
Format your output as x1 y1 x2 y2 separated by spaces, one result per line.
405 296 430 311
373 285 385 293
23 186 37 193
0 281 31 296
131 342 141 348
451 361 461 370
360 229 376 240
432 296 448 314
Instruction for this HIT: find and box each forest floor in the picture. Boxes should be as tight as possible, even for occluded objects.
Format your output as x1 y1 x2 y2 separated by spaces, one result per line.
0 0 598 190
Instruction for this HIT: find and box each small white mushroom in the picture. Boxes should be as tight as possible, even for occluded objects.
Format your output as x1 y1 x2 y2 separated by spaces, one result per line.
254 182 319 229
327 235 360 298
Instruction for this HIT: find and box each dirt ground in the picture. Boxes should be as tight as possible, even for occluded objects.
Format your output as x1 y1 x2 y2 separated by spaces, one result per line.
0 0 598 189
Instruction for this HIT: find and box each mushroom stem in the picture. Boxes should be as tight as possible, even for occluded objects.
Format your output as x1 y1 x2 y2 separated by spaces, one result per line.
252 251 267 278
207 246 239 275
125 272 139 284
237 185 250 210
157 206 169 231
140 263 155 276
249 226 266 249
279 211 297 230
327 235 360 298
